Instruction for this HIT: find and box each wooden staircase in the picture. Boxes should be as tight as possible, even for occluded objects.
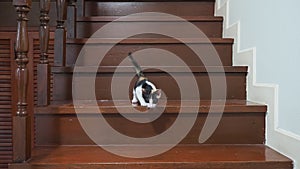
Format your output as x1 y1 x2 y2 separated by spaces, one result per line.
9 0 293 169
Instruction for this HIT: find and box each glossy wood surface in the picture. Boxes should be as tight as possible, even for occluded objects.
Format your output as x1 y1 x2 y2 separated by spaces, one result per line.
2 0 294 168
76 16 223 38
67 0 77 38
0 33 15 169
66 38 233 66
54 0 67 66
12 116 31 162
35 112 265 145
36 100 267 114
34 100 266 145
37 0 51 106
12 0 32 163
25 145 292 169
52 66 246 100
84 1 215 16
53 67 247 101
37 64 50 106
39 0 51 64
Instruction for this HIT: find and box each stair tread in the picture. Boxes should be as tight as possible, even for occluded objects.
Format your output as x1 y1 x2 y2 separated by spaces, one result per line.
35 100 267 114
28 145 292 166
67 38 233 44
52 66 248 73
77 16 223 22
85 0 214 1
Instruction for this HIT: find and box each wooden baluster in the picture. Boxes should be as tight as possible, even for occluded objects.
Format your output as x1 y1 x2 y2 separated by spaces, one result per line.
37 0 51 106
67 0 77 38
54 0 67 66
12 0 32 162
77 0 84 17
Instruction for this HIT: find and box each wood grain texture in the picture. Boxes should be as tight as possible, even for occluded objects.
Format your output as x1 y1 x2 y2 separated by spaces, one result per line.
12 0 32 163
52 66 246 101
11 145 292 169
12 117 31 162
66 0 77 38
37 64 50 106
76 16 223 38
84 1 215 16
38 0 51 106
35 100 267 114
0 30 54 169
34 100 266 145
54 0 67 66
32 32 55 105
0 35 14 169
66 38 233 67
39 0 51 64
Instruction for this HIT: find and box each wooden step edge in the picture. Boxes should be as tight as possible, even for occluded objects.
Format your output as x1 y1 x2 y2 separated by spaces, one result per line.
35 100 267 115
51 66 247 73
77 16 223 22
0 26 56 32
66 38 234 44
27 145 292 166
84 0 216 3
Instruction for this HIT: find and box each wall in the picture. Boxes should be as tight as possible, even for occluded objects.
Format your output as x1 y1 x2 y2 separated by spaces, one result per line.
215 0 300 169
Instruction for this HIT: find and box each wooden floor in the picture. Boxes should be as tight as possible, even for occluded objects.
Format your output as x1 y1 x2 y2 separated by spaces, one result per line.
25 145 292 169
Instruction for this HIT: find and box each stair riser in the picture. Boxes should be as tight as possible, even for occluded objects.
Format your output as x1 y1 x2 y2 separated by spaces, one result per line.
19 163 292 169
52 72 246 101
76 21 223 38
35 113 265 145
66 43 233 67
22 163 292 169
84 2 215 17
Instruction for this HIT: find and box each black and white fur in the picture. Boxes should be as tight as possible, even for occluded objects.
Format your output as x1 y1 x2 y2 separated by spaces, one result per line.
128 53 161 108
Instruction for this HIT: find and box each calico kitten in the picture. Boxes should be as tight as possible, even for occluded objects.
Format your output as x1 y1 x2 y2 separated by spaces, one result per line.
128 53 161 108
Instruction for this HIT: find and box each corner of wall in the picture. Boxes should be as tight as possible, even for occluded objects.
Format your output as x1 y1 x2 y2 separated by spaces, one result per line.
215 0 300 168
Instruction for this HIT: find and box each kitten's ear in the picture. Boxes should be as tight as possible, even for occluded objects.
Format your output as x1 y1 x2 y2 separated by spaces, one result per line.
156 89 162 98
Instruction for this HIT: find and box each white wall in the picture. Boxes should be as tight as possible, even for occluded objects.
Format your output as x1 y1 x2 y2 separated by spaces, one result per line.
215 0 300 169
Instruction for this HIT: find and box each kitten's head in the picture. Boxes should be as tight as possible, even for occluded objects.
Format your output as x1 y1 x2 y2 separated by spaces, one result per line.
148 89 161 108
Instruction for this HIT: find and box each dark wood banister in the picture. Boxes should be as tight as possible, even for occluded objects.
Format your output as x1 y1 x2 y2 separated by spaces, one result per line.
12 0 32 162
37 0 51 106
54 0 67 66
67 0 77 38
11 0 79 165
37 0 79 106
77 0 84 17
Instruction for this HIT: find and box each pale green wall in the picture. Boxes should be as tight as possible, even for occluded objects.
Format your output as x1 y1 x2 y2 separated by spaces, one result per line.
227 0 300 135
218 1 300 168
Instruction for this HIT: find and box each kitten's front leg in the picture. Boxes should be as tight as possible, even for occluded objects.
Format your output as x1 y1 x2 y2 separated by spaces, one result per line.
135 86 149 107
131 89 138 107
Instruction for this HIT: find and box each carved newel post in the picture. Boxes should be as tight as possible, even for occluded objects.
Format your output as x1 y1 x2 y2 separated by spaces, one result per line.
37 0 51 106
13 0 32 162
54 0 67 66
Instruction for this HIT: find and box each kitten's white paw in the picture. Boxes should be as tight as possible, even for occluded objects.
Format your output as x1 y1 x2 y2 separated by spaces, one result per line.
131 102 138 107
140 103 149 107
147 104 157 109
